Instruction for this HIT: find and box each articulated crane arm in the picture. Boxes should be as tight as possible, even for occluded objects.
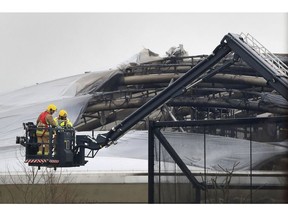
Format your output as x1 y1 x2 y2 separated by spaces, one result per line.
79 33 288 151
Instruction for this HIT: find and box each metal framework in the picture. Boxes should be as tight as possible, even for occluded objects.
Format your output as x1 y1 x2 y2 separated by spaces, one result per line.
148 116 288 203
75 33 288 149
75 33 288 140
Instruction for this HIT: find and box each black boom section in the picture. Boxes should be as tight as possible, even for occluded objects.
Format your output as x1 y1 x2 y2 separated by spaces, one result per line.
92 33 288 148
224 33 288 100
93 41 232 147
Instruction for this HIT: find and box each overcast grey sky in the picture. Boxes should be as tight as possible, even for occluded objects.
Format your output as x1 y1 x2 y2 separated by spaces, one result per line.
0 13 287 94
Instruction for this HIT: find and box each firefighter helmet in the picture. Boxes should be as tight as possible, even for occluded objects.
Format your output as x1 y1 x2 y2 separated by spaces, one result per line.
47 104 57 112
59 109 68 118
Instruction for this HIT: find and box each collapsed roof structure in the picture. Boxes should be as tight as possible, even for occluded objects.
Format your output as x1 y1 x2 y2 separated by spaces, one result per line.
75 33 288 135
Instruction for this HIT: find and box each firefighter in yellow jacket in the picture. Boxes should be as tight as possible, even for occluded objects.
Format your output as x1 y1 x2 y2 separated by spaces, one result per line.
36 104 57 155
53 110 73 155
54 110 73 128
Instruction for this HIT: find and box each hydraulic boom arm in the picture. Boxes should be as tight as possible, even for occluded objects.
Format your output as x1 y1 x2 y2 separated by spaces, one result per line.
88 33 288 150
90 37 232 149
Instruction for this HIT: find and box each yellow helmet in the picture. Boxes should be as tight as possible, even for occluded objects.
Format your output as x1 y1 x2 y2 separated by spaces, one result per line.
47 104 57 112
59 109 68 118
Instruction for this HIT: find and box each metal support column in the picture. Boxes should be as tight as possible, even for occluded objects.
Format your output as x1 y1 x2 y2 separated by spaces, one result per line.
148 121 155 203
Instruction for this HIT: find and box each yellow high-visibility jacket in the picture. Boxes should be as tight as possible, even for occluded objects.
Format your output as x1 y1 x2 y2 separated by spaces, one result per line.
54 117 73 128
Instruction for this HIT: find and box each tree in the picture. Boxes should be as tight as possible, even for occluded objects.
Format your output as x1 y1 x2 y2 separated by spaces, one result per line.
0 159 78 203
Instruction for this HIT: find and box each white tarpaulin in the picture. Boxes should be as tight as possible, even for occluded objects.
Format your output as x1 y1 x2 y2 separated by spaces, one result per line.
0 70 122 147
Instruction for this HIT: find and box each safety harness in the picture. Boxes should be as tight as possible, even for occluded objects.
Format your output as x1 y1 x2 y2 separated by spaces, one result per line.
36 111 49 137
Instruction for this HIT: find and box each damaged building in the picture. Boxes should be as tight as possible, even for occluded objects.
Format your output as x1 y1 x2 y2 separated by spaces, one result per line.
0 33 288 203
